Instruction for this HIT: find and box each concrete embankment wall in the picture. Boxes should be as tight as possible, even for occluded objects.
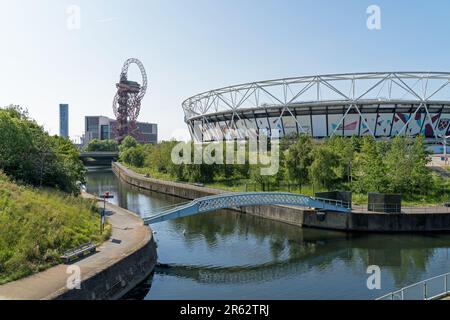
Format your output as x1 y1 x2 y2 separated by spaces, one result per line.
112 162 225 200
55 228 157 300
54 199 157 300
0 194 157 300
113 162 450 232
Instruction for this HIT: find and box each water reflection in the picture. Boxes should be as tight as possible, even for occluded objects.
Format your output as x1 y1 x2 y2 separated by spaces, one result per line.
85 168 450 300
170 212 442 287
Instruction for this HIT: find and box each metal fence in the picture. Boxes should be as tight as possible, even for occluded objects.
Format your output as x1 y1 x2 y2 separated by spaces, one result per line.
243 182 306 193
313 197 352 210
377 273 450 300
142 200 192 217
146 201 450 216
353 204 450 214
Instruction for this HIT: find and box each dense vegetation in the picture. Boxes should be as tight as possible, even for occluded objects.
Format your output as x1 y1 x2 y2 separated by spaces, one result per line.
0 105 109 284
119 134 448 204
0 105 85 193
84 139 119 152
0 173 110 284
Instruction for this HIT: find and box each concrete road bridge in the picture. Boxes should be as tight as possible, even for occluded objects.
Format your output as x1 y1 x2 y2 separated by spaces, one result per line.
143 192 351 225
79 152 119 166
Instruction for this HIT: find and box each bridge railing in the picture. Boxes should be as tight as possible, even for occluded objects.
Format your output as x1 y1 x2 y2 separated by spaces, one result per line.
143 192 352 225
142 200 193 217
195 192 351 211
312 196 351 210
144 192 351 218
377 273 450 300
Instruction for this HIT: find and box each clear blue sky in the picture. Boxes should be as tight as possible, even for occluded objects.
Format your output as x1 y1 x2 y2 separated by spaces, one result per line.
1 0 450 140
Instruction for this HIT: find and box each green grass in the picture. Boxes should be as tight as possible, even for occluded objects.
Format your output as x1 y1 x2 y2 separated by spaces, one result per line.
0 173 110 284
128 165 177 182
206 178 450 206
122 163 450 207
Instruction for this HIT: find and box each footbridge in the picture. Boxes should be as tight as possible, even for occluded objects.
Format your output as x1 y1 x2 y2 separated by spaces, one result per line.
143 192 351 225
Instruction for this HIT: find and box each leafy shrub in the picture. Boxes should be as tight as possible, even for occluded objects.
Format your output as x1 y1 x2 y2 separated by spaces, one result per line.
0 105 85 193
85 139 118 152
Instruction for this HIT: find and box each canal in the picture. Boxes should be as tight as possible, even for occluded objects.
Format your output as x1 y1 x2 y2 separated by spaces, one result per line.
85 168 450 300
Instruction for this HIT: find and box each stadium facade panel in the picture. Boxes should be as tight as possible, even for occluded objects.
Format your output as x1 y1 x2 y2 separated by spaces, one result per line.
182 72 450 148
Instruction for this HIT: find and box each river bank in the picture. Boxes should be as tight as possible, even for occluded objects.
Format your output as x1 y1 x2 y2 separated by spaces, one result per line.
113 162 450 232
88 168 450 299
0 192 157 300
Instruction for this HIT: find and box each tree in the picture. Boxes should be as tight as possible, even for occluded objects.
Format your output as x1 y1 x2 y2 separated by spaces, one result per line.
0 106 85 193
164 141 187 180
119 135 138 151
309 144 340 190
119 136 143 167
249 162 275 190
409 135 432 195
130 146 146 167
52 136 86 191
285 135 313 188
325 136 355 184
32 131 54 188
121 145 146 168
147 140 178 174
184 163 216 183
85 139 118 152
0 110 35 182
218 141 250 181
353 136 387 193
384 136 411 193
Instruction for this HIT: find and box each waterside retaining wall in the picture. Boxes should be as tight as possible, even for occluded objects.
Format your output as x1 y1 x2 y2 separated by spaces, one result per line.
113 162 450 232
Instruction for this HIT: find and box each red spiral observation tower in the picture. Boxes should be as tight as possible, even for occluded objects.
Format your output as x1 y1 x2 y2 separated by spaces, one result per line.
112 58 148 144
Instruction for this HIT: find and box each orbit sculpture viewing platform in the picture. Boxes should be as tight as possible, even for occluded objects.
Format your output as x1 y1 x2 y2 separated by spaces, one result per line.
143 192 351 225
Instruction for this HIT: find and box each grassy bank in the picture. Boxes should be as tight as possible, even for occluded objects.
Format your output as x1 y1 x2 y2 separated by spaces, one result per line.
205 175 450 206
202 177 450 206
118 135 450 206
123 163 450 206
0 173 110 284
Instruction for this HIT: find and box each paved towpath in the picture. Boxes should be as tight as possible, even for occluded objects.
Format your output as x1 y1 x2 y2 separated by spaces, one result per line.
0 192 151 300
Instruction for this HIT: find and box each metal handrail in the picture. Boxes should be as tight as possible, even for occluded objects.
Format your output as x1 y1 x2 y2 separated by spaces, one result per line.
145 194 352 218
353 203 450 214
142 200 193 216
143 192 351 225
377 273 450 300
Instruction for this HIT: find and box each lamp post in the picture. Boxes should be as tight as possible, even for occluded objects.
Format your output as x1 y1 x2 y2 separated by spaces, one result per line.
101 192 114 234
